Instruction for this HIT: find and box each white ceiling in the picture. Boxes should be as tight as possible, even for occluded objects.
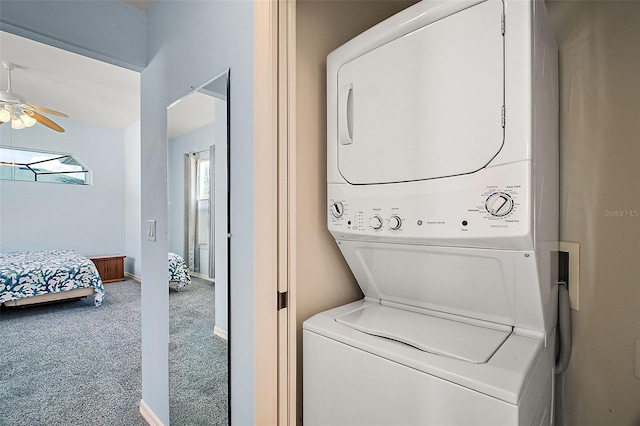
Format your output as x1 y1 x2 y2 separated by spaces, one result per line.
0 31 140 130
167 91 217 140
1 29 218 139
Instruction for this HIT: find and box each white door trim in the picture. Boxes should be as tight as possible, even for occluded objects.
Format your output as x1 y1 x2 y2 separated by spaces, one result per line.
254 0 279 424
278 0 297 425
255 1 297 424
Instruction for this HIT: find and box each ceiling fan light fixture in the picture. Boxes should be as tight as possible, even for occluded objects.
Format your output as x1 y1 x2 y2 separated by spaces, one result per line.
20 113 37 127
0 62 67 132
11 117 25 130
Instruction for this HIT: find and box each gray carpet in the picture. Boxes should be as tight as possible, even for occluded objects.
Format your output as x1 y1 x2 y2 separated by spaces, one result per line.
169 278 228 426
0 276 228 426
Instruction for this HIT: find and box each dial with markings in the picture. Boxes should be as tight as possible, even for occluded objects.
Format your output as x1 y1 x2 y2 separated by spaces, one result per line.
331 202 344 218
485 192 514 217
388 215 402 230
369 215 383 229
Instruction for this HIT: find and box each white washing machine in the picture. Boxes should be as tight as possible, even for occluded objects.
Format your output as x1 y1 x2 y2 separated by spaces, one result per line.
303 0 559 424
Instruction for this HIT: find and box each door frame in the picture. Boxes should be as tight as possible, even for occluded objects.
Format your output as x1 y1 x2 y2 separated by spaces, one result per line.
277 1 297 424
254 0 297 424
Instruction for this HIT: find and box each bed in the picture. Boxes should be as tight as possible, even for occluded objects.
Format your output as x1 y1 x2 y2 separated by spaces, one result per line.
169 252 191 290
0 250 105 307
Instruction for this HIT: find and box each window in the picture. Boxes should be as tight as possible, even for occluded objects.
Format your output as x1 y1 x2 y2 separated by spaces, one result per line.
0 146 90 185
197 158 210 200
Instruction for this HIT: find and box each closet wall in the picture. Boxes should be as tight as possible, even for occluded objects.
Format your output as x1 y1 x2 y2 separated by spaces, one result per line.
547 1 640 424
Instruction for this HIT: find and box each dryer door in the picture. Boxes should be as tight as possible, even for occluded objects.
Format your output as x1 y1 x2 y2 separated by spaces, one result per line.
337 0 504 185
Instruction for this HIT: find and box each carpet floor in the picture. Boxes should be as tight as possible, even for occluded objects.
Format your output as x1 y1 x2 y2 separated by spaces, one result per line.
169 277 228 426
0 276 228 426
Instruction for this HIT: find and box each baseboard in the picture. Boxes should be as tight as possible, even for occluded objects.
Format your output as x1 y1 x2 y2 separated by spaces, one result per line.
139 399 164 426
125 272 142 282
214 326 228 340
190 272 215 282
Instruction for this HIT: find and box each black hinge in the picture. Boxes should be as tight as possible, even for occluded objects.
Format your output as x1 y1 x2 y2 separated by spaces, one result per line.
501 14 505 35
277 291 288 310
501 106 505 128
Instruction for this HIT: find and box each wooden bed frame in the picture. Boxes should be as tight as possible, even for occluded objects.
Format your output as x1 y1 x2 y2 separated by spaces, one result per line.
1 288 94 307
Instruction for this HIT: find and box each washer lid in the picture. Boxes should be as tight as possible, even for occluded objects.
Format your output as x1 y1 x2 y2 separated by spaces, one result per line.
335 304 511 363
336 0 504 184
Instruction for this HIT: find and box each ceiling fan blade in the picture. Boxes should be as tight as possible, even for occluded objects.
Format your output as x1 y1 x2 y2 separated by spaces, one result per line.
32 111 65 132
30 104 69 118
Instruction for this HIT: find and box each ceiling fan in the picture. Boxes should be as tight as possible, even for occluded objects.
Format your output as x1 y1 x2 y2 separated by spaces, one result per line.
0 61 68 133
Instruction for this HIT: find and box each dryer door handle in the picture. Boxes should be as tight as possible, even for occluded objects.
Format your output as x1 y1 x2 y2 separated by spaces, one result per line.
339 83 353 145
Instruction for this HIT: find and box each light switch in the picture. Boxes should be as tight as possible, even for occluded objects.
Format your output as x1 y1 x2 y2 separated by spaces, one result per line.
147 220 156 242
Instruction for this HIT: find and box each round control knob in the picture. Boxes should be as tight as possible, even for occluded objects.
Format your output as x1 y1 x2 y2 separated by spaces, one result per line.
485 192 515 217
388 215 402 230
330 201 344 218
369 215 383 230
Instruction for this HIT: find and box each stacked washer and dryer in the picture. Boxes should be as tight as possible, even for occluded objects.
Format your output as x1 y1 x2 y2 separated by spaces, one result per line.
303 0 560 424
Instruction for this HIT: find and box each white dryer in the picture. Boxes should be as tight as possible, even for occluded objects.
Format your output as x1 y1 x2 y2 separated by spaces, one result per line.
303 0 559 425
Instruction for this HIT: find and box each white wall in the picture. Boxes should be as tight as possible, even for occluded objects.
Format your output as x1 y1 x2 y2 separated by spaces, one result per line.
0 118 125 256
125 120 142 278
143 2 253 424
213 96 229 337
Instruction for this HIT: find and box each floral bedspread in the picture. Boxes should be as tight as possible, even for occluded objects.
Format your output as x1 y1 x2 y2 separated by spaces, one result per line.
169 252 191 290
0 250 105 307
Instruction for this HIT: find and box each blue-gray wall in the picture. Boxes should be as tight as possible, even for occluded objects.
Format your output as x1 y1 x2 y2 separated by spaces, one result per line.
0 118 126 256
0 0 146 70
125 120 142 278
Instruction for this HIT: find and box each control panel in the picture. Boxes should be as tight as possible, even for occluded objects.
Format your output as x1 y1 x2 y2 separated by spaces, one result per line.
327 162 532 250
328 202 408 233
